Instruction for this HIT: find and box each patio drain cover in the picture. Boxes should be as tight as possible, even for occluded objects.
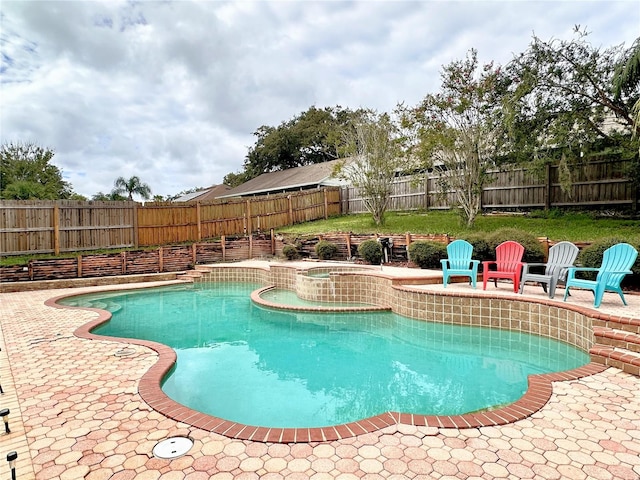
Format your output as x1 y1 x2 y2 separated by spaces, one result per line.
152 436 194 459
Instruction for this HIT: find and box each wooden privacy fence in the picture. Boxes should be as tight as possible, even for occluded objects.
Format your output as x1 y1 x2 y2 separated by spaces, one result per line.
136 188 339 246
0 200 138 256
0 189 341 256
341 156 639 213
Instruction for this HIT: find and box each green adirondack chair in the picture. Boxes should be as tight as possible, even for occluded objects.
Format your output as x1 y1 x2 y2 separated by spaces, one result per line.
440 239 480 288
563 243 638 308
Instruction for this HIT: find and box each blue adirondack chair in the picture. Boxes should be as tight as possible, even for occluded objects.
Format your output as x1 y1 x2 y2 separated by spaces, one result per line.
563 243 638 308
440 239 480 288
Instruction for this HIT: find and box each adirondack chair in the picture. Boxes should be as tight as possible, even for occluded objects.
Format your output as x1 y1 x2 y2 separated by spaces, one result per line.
440 239 480 288
563 243 638 308
519 241 579 299
482 241 525 293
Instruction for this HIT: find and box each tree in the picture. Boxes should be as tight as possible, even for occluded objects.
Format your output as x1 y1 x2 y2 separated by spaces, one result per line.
334 111 406 226
92 191 127 201
613 37 640 156
238 105 367 181
0 142 74 199
112 176 152 201
222 171 251 188
503 28 639 170
401 49 506 227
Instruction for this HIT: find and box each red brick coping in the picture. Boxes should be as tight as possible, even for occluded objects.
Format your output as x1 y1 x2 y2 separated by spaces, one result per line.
48 292 608 444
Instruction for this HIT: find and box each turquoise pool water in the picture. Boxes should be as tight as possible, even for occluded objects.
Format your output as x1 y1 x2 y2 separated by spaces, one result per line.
62 283 589 428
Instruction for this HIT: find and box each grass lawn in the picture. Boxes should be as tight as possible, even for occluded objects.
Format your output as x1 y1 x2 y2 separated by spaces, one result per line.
277 210 640 243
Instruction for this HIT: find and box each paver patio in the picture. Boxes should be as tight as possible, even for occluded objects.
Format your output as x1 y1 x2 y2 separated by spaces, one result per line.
0 262 639 479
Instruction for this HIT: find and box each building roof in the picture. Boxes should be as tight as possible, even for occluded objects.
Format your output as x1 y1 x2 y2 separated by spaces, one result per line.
218 159 348 198
174 184 232 202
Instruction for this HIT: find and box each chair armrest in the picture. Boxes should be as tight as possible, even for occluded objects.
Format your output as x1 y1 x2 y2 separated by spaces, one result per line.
566 267 599 281
482 261 495 272
440 259 449 268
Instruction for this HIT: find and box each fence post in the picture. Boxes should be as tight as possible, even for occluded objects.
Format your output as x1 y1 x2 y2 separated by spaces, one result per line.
545 163 552 210
246 200 252 236
346 233 352 259
288 195 293 225
221 235 226 262
192 243 198 265
424 176 429 209
158 247 164 272
53 204 60 255
121 251 127 275
77 255 82 278
249 234 253 259
133 203 139 248
323 188 328 220
270 229 275 255
196 202 202 241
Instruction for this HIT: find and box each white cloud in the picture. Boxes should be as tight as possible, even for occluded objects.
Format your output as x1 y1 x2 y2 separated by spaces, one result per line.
1 0 638 198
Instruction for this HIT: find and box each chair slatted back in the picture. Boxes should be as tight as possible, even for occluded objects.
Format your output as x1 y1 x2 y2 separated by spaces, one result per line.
447 239 474 269
596 243 638 288
545 241 579 278
495 241 525 272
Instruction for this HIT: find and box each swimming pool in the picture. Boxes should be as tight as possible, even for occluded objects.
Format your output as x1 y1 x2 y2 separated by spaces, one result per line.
62 282 589 428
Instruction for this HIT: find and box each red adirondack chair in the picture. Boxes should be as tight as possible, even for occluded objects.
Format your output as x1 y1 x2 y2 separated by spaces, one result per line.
482 241 525 293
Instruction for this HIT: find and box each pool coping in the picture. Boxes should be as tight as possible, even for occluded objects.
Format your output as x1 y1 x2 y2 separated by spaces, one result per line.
46 285 610 444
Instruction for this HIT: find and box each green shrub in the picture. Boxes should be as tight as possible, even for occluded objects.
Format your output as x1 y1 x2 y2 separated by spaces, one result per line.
578 238 640 286
282 244 299 260
459 233 492 262
408 241 448 269
358 239 383 264
486 228 545 263
315 240 338 260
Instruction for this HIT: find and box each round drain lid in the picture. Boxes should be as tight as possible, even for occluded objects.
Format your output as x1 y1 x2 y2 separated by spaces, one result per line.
152 436 194 459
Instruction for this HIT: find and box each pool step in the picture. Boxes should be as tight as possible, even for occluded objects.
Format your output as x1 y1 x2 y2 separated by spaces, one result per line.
590 319 640 376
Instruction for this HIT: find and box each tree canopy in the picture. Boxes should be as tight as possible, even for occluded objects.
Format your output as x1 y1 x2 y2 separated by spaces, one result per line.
334 111 406 226
237 105 367 182
503 28 639 167
0 142 74 199
401 49 506 227
113 176 152 201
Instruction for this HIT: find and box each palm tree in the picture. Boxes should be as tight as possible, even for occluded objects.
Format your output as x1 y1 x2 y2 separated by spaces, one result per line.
113 176 152 201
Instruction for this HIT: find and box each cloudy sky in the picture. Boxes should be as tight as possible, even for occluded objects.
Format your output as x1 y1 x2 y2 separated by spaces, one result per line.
1 1 638 199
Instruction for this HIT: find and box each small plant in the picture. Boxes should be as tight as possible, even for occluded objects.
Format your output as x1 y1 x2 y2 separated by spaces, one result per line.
282 244 299 260
358 239 383 264
408 241 448 269
486 228 545 263
315 240 338 260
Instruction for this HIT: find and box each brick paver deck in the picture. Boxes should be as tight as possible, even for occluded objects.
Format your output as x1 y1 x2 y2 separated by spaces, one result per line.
1 262 639 480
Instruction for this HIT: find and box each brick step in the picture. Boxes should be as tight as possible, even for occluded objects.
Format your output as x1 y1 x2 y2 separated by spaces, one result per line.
590 343 640 377
593 326 640 354
591 316 640 335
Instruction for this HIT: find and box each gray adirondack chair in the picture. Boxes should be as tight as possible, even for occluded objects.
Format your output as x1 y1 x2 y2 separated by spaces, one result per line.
519 241 579 299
